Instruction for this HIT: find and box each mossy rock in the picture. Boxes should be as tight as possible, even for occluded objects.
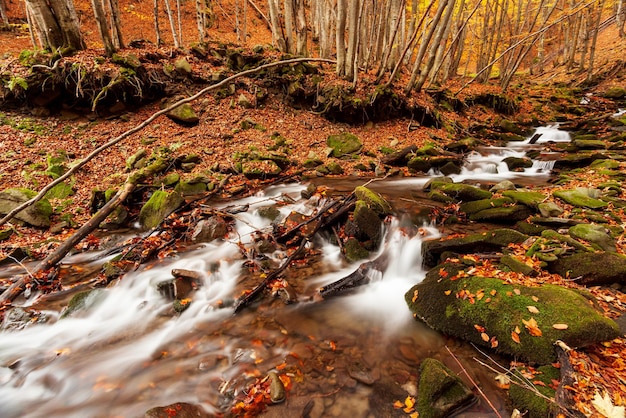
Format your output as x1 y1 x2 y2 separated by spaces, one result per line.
422 229 528 268
503 157 533 170
569 223 616 252
500 254 537 276
407 156 433 172
61 289 104 318
548 251 626 286
242 160 282 179
553 188 607 209
174 180 207 196
604 87 626 99
174 58 192 74
406 262 620 364
138 190 183 230
156 172 180 187
432 183 492 202
352 201 382 248
416 358 475 418
509 365 560 418
499 119 530 136
0 188 52 227
537 202 563 217
326 161 344 174
537 229 593 253
445 137 479 153
502 191 547 209
166 103 199 125
44 181 74 199
354 186 391 216
344 237 369 262
553 152 607 169
326 132 362 157
572 139 606 150
469 205 533 223
257 205 281 221
459 197 513 215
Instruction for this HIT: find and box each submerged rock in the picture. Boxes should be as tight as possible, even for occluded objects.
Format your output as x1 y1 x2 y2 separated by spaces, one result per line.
416 358 475 418
432 183 492 202
406 261 620 364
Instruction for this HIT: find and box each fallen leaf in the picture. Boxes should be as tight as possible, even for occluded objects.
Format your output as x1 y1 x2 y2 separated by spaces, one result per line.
495 373 511 389
591 391 625 418
527 306 539 314
531 296 539 302
515 325 521 334
552 323 568 330
490 336 498 348
522 317 543 337
481 332 490 342
474 324 486 333
511 331 521 344
444 290 452 295
490 289 497 296
514 288 521 295
411 289 419 302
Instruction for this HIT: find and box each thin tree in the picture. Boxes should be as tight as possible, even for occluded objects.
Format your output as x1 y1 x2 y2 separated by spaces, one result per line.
586 0 605 81
163 0 181 48
0 0 8 26
268 0 287 51
25 0 85 52
91 0 116 56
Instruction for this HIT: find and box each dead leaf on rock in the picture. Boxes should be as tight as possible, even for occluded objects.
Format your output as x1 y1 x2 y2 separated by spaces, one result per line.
522 317 543 337
552 323 569 330
527 306 539 314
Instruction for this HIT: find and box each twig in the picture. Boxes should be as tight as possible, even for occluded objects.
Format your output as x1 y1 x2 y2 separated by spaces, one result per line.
445 346 504 418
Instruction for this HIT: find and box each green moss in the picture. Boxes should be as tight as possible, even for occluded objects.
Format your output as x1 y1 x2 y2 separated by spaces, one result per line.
509 365 559 418
553 189 608 209
417 358 474 418
344 237 369 262
326 132 363 158
406 262 620 364
433 183 492 201
138 190 183 230
469 205 533 222
354 186 391 216
459 198 513 215
502 191 547 208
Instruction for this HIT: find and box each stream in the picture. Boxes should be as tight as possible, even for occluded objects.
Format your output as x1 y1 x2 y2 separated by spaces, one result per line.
0 126 570 417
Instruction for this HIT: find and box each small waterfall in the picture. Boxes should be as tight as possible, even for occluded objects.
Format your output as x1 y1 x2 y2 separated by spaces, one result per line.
532 159 556 172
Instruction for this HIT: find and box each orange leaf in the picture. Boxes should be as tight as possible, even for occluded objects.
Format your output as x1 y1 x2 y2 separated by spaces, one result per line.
511 331 521 344
444 290 452 295
490 336 499 348
411 289 419 302
439 268 449 278
474 324 486 333
490 289 497 296
522 317 543 337
481 332 490 342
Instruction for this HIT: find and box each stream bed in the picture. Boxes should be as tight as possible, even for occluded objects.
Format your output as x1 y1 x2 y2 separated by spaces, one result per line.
0 126 570 417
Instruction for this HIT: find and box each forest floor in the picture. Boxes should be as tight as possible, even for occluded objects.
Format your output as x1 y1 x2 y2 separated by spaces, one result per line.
0 2 626 417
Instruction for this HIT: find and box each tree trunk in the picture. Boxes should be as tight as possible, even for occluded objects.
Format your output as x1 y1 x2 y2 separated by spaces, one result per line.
25 0 85 51
295 0 307 55
106 0 124 49
268 0 287 51
0 0 8 26
91 0 116 56
335 0 347 75
617 0 625 37
154 0 162 45
284 0 295 53
163 0 181 48
345 0 360 79
586 0 604 81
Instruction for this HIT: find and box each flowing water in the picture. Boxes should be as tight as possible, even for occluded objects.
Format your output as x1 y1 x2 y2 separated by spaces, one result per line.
0 126 570 418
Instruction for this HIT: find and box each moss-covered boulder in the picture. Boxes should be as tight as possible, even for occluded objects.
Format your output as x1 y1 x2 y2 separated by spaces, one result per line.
326 132 362 157
568 223 616 252
406 262 620 364
166 103 199 125
139 190 183 229
416 358 475 418
0 188 53 227
61 289 104 319
174 180 207 196
503 156 533 170
604 87 626 99
537 202 563 217
432 183 492 202
422 229 528 268
509 365 560 418
502 190 547 209
572 139 607 150
469 205 533 223
459 197 513 215
344 237 369 262
241 160 282 179
351 201 382 248
553 188 608 209
548 252 626 286
354 186 391 216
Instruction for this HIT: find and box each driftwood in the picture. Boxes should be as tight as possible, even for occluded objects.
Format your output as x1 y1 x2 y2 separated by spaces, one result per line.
528 133 543 144
318 253 389 299
555 344 587 418
0 57 335 228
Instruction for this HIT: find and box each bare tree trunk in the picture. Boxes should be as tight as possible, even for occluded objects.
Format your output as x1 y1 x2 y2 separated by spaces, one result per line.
154 0 162 45
284 0 295 52
268 0 287 51
26 0 85 51
106 0 124 49
345 0 360 79
295 0 307 55
0 0 9 26
25 3 40 48
163 0 181 48
336 0 347 75
376 0 406 78
242 0 248 43
617 0 625 37
586 0 604 81
176 0 183 46
91 0 116 55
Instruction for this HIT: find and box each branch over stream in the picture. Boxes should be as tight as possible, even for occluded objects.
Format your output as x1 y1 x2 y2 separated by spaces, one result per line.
0 57 335 228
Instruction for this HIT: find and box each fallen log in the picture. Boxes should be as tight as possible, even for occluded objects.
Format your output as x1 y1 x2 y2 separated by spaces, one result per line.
318 253 389 299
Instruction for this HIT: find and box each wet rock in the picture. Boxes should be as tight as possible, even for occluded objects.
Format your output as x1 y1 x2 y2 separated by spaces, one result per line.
553 152 607 169
144 402 211 418
406 261 620 364
502 190 547 209
268 371 286 403
537 202 564 217
416 358 475 418
490 180 516 192
381 144 417 166
444 137 480 153
422 228 528 268
432 183 492 202
509 365 560 418
553 188 607 209
500 254 538 276
61 290 104 318
459 197 513 215
572 139 606 150
344 237 369 262
257 205 281 221
569 223 616 252
138 190 184 229
499 119 530 136
503 156 533 170
347 363 379 385
549 252 626 286
469 205 533 223
191 216 229 242
326 132 362 158
2 307 48 331
439 161 462 175
354 186 391 216
0 188 52 227
174 180 207 196
301 183 317 199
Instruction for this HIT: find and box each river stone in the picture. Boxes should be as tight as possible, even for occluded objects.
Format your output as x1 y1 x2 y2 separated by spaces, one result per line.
469 205 533 223
381 144 418 166
344 237 369 262
326 132 362 157
352 201 382 248
572 139 606 150
144 402 212 418
548 252 626 285
553 188 608 209
354 186 391 216
537 202 564 217
139 190 184 230
439 161 462 175
502 190 547 209
242 160 282 179
432 183 492 202
459 197 513 215
174 180 207 196
407 156 432 172
490 180 516 192
406 261 621 364
500 254 538 276
0 188 53 227
416 358 475 418
192 216 229 242
1 307 48 331
257 205 281 221
604 87 626 99
174 58 192 74
553 152 607 169
166 103 200 125
503 156 533 170
445 137 479 153
569 223 616 252
499 119 529 136
422 228 528 268
61 290 104 318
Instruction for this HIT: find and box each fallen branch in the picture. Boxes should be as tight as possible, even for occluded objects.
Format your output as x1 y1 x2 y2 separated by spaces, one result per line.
247 0 270 29
0 57 335 228
318 253 388 299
